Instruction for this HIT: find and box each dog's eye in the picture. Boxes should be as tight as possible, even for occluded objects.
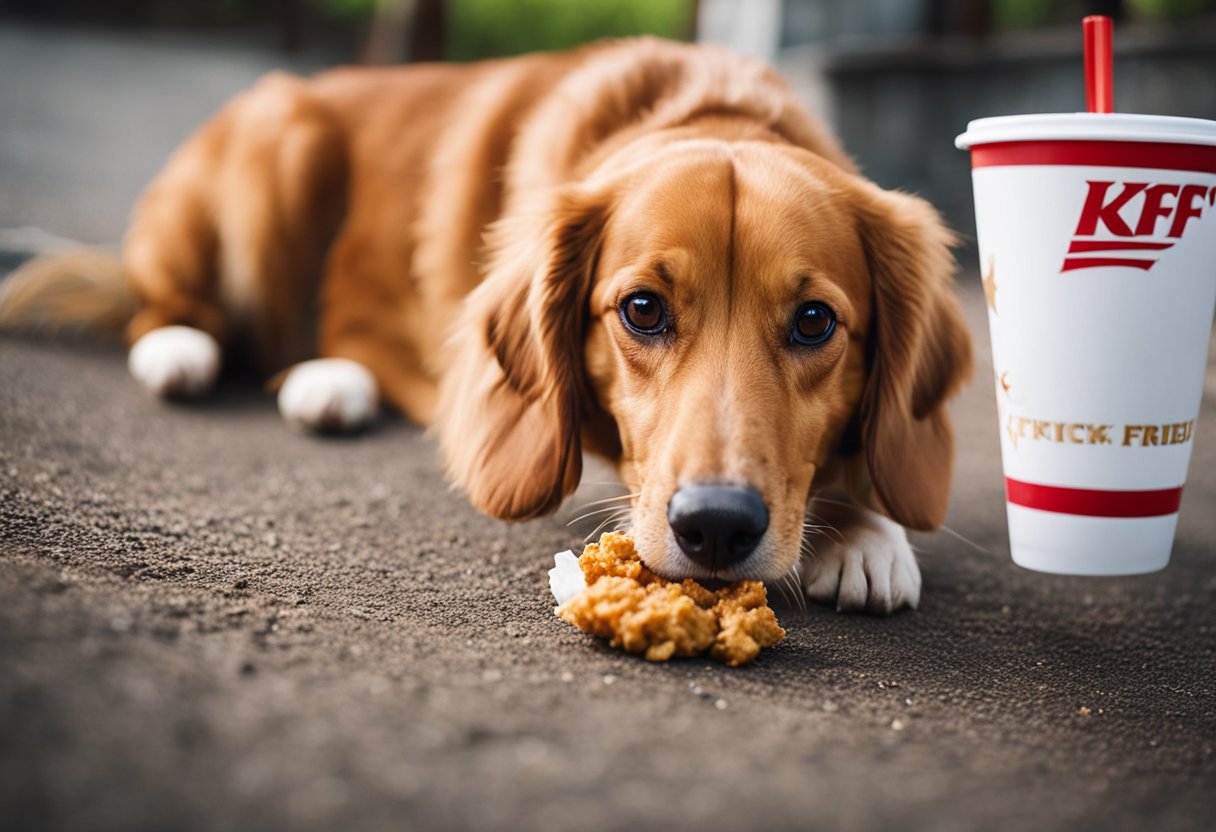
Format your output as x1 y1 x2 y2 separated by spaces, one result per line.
791 302 836 346
620 292 669 335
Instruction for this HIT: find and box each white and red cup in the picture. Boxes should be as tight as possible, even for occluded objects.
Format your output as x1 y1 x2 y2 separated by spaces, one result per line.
956 113 1216 575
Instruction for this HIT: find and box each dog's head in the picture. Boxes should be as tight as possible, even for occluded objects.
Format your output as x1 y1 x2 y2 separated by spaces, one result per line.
438 139 971 580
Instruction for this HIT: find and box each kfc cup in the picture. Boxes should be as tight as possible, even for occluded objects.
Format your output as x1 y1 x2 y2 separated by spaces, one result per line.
955 110 1216 575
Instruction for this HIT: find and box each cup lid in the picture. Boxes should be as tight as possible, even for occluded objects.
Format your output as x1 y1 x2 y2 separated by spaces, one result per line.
956 113 1216 150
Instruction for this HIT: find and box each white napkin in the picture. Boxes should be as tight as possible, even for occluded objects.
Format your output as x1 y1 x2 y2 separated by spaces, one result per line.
548 550 586 606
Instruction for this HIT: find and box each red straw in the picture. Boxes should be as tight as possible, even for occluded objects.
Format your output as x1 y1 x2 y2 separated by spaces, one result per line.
1084 15 1114 113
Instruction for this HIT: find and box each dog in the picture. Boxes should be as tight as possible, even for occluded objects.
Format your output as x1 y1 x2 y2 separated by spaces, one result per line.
0 37 972 613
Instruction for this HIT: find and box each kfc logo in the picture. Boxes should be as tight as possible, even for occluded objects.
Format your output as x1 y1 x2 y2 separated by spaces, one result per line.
1062 180 1216 272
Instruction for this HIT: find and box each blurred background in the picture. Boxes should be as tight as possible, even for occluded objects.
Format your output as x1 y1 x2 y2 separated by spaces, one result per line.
1 0 1215 259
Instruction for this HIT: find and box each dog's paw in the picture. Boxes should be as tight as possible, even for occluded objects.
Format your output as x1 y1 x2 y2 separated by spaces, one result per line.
128 325 221 398
801 510 921 614
277 358 378 433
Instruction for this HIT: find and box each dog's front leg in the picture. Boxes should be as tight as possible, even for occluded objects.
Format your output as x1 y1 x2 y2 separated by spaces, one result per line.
800 496 921 614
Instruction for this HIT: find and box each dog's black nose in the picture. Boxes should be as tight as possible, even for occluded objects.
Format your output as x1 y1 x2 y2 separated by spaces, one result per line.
667 484 769 571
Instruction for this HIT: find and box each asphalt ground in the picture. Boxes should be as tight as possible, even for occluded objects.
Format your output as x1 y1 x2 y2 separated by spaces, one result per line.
2 22 1215 832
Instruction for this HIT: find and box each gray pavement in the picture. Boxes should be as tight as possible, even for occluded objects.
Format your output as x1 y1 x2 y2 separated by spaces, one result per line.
2 22 1215 832
0 24 327 246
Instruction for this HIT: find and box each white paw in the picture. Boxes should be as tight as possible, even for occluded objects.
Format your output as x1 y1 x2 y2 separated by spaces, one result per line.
277 358 378 433
801 509 921 614
128 326 221 398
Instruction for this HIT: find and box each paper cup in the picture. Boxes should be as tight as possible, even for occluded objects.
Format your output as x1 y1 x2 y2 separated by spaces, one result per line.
956 113 1216 575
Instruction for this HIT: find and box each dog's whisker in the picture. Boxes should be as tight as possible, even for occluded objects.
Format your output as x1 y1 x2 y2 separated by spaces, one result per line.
584 517 617 541
809 497 992 559
567 504 636 527
801 523 841 540
772 576 795 610
574 492 641 509
770 570 804 614
935 523 997 557
566 493 640 527
798 535 819 561
778 574 797 608
784 570 806 613
803 511 845 544
584 508 633 542
581 514 618 540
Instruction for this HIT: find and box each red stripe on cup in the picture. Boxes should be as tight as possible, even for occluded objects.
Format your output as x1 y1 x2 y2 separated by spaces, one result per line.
1005 477 1183 517
971 140 1216 173
1067 240 1174 252
1062 256 1156 271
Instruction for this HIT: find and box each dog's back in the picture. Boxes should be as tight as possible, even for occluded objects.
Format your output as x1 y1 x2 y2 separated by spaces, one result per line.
1 37 851 421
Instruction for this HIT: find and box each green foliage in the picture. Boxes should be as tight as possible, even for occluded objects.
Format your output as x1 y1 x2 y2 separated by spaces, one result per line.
994 0 1214 29
317 0 379 18
1126 0 1215 19
993 0 1072 29
447 0 694 61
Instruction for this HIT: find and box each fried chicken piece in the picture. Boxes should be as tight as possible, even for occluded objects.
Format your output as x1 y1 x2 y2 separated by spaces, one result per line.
554 532 785 666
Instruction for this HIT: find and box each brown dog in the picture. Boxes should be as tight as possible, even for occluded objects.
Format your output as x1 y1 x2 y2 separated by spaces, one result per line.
0 37 972 612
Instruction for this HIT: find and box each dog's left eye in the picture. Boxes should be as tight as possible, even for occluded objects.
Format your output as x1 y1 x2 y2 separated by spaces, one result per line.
620 292 669 335
791 302 836 346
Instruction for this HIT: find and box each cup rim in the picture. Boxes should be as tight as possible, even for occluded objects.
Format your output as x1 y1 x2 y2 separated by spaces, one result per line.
955 112 1216 151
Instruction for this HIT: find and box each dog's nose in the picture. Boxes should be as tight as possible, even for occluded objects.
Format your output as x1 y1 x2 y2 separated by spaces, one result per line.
667 484 769 571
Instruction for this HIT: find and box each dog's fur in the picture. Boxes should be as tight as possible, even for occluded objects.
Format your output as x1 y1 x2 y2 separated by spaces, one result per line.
0 38 972 611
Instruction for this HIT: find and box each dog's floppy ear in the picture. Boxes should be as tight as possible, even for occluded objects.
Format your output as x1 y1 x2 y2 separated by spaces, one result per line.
853 184 973 531
436 187 606 521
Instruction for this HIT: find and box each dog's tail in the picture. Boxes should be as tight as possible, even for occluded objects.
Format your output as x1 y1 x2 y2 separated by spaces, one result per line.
0 249 135 340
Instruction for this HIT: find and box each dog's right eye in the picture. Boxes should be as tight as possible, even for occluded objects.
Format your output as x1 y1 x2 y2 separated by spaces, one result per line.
620 292 669 335
790 301 836 347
